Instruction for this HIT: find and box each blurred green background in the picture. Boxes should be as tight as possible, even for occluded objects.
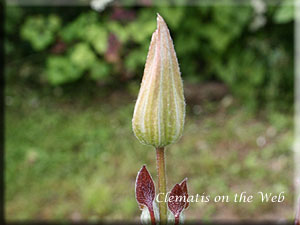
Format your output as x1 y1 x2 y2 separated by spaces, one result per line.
5 1 294 222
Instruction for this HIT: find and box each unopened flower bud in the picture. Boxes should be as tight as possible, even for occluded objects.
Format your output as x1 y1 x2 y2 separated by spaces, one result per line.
132 14 185 148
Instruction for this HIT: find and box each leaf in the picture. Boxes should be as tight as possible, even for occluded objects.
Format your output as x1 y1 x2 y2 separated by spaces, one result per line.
125 48 147 72
168 184 186 219
128 20 156 43
274 3 294 24
135 165 155 209
107 21 129 43
168 178 189 224
89 61 111 81
179 178 189 209
70 43 96 70
59 12 98 42
84 24 108 54
46 56 82 85
135 165 156 225
21 15 61 51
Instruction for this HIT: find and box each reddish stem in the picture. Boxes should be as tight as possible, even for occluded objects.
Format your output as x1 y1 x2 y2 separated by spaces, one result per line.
174 215 180 225
149 207 156 225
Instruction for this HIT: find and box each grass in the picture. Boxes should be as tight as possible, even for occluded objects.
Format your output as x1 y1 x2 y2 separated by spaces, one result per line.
5 82 294 222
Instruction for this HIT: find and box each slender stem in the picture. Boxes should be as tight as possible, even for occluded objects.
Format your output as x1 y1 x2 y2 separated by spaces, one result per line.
174 215 180 225
149 207 156 225
156 147 167 225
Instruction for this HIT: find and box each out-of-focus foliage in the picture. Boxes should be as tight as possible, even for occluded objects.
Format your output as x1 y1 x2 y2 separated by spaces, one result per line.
5 2 294 110
21 15 61 51
5 81 294 220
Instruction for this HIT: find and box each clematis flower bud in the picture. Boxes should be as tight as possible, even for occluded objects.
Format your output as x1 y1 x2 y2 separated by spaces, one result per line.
132 13 185 148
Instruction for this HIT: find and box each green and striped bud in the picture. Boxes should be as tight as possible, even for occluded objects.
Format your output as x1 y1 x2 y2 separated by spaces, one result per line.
132 14 185 148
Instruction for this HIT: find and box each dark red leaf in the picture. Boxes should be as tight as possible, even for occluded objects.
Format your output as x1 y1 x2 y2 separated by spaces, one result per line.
135 165 156 209
168 183 187 219
135 165 156 225
179 178 189 209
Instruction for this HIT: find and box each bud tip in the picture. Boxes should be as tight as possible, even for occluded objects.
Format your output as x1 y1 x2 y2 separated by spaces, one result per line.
156 13 166 29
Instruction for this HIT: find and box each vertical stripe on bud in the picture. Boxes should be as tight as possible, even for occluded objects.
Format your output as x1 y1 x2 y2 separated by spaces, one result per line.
132 13 185 148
